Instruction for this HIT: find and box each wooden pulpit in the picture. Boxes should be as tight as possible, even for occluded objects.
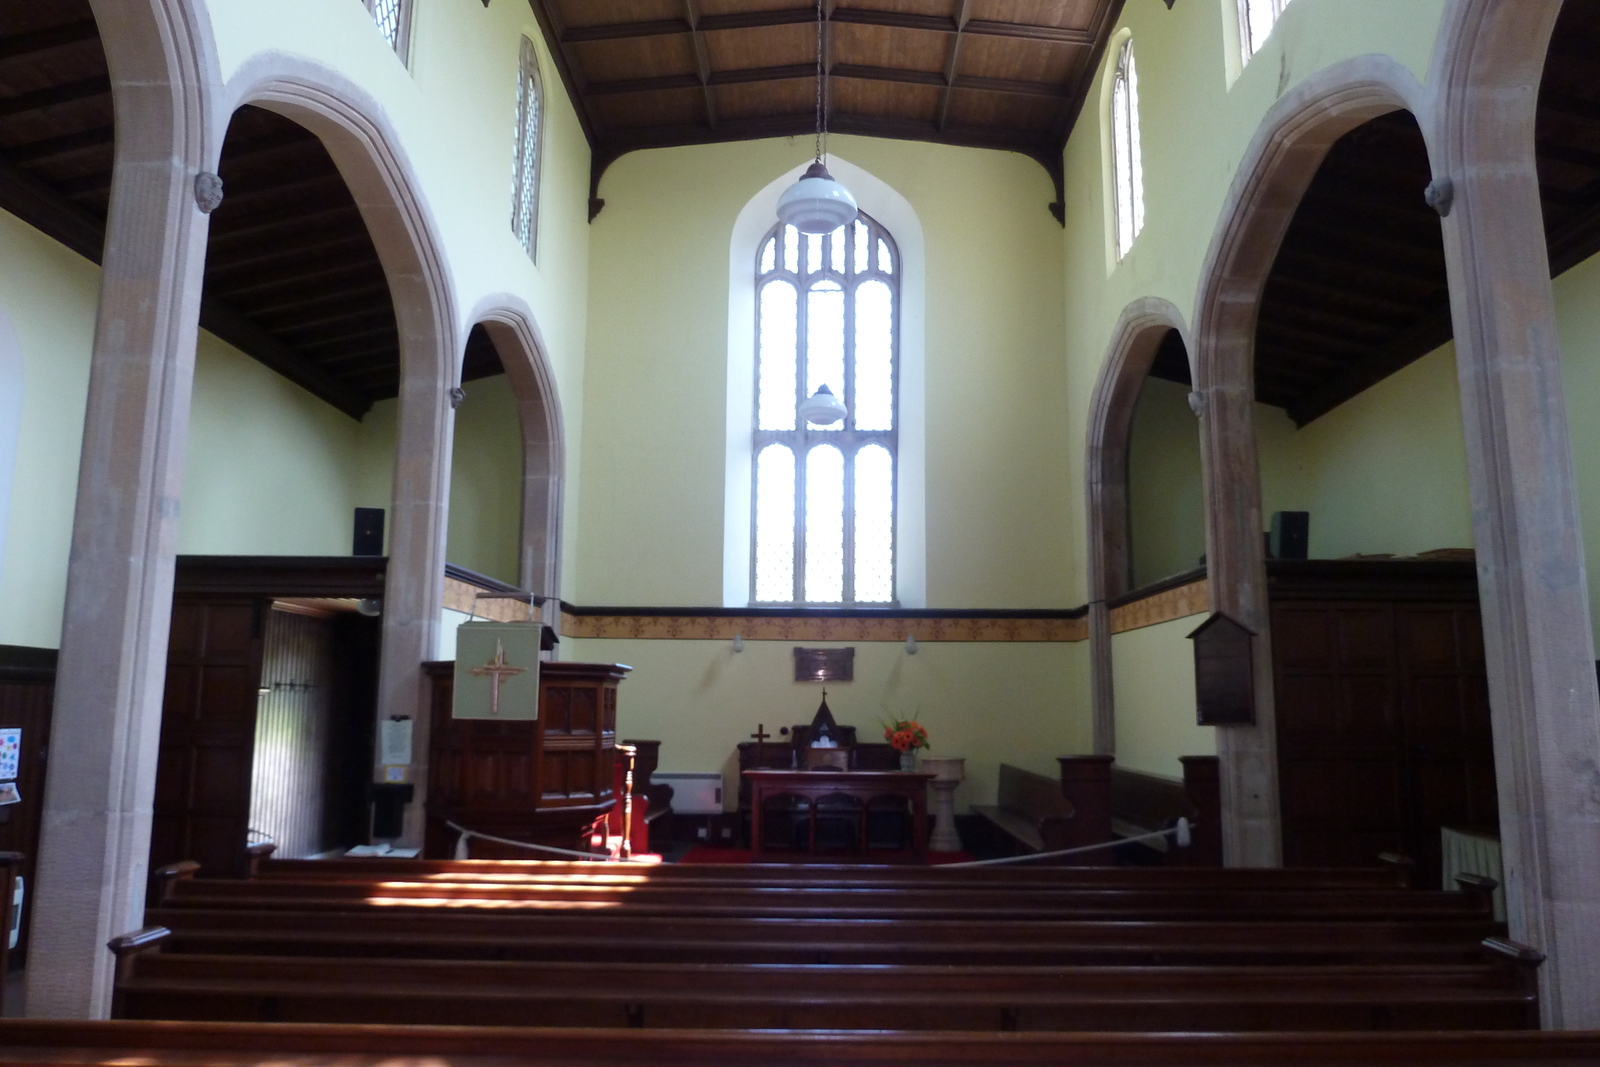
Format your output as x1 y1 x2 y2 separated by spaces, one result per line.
422 661 630 858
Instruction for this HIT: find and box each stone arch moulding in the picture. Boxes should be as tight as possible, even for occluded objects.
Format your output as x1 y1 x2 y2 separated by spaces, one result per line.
1083 297 1194 756
1424 0 1600 1029
1188 54 1426 869
225 54 460 849
31 0 224 1020
463 292 568 616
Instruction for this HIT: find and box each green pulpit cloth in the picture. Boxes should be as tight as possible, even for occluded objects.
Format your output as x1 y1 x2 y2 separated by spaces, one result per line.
453 622 542 720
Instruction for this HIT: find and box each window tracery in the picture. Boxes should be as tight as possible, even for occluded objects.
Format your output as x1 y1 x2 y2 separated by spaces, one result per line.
364 0 412 58
1238 0 1296 60
512 36 545 260
1111 37 1145 259
752 216 899 605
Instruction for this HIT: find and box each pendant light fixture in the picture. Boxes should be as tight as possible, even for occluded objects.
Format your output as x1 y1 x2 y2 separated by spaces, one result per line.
798 382 847 426
776 0 857 234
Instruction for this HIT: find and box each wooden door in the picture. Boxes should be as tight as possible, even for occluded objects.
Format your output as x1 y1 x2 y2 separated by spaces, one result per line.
151 598 264 879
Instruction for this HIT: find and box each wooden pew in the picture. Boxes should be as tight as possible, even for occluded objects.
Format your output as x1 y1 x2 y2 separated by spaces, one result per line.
5 1019 1600 1067
148 907 1504 967
155 873 1498 922
250 855 1405 888
971 764 1080 856
110 941 1540 1032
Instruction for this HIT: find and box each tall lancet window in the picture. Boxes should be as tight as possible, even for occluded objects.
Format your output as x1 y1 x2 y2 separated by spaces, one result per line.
364 0 413 58
753 216 899 605
1238 0 1296 60
1111 37 1144 259
512 36 545 260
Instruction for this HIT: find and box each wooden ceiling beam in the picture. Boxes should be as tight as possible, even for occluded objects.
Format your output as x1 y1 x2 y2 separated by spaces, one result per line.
7 123 115 165
1285 304 1453 426
561 7 1093 45
244 280 394 319
1548 194 1600 277
936 0 972 132
0 19 101 63
0 75 111 119
683 0 718 130
204 233 377 279
585 62 1066 99
203 204 364 250
198 297 371 419
1264 274 1428 323
0 146 374 419
599 109 1051 160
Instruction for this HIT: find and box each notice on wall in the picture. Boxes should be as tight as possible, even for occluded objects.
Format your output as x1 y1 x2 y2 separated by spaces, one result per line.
0 783 19 806
0 729 19 782
380 717 413 766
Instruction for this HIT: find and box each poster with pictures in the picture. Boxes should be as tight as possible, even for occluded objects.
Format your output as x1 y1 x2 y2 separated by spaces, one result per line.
0 729 18 782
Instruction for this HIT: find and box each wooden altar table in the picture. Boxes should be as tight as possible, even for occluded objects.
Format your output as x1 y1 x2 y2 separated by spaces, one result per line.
743 769 936 860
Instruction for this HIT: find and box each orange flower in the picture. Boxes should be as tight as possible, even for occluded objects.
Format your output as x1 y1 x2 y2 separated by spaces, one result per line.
891 729 916 752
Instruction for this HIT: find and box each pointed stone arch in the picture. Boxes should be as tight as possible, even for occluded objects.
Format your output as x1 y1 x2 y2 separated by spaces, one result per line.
222 55 460 847
1188 55 1426 867
1426 0 1599 1028
29 0 224 1019
464 294 568 614
1084 297 1194 755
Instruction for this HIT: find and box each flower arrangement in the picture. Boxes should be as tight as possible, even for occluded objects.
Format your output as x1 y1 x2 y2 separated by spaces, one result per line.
882 719 930 753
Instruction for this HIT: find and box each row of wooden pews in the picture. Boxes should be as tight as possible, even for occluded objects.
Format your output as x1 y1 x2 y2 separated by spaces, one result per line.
0 853 1591 1067
92 854 1549 1033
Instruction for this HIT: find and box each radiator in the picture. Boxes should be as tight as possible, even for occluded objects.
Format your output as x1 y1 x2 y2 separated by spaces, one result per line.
654 772 724 814
1441 825 1504 921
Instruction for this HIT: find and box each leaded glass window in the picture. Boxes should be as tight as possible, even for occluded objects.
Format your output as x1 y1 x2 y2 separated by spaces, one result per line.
1111 37 1144 260
364 0 412 57
512 37 544 260
1238 0 1296 60
752 215 899 605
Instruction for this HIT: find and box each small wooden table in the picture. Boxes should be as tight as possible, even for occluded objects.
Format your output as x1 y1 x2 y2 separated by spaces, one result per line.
743 769 936 859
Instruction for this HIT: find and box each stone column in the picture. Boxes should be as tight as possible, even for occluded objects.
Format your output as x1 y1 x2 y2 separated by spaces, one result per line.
1434 0 1600 1027
26 0 216 1019
376 365 455 848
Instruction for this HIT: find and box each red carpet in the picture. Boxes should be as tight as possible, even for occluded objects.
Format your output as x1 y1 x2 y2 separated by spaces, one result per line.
679 846 974 865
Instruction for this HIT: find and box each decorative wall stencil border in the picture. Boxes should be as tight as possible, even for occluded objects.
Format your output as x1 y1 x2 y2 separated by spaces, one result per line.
1109 579 1209 634
558 612 1088 643
442 576 533 623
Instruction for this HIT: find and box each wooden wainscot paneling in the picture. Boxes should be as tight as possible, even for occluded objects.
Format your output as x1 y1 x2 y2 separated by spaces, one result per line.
1188 613 1257 726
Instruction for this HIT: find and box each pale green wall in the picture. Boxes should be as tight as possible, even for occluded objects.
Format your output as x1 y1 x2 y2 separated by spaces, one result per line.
1256 344 1473 560
1111 615 1214 779
564 636 1092 812
447 375 521 583
206 0 593 596
1554 252 1600 648
1062 0 1448 604
0 210 96 647
580 134 1070 609
178 333 365 556
1128 376 1205 586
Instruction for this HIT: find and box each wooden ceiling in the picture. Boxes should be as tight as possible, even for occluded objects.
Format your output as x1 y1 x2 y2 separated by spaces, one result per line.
0 0 512 421
4 2 1600 427
1148 0 1600 426
529 0 1128 221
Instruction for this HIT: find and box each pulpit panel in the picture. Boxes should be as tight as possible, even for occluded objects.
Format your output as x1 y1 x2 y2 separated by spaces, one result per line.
424 660 630 857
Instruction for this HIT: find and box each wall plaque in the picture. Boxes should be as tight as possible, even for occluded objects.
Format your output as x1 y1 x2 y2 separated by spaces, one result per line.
794 647 854 682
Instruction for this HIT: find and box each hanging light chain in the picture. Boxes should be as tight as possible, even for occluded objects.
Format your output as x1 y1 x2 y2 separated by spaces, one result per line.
815 0 824 163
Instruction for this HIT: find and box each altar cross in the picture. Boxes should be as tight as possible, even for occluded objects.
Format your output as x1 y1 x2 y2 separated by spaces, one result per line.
470 639 528 717
751 723 770 765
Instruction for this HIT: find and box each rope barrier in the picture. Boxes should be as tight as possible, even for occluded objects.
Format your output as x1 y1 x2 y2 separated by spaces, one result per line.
445 820 628 862
939 818 1193 868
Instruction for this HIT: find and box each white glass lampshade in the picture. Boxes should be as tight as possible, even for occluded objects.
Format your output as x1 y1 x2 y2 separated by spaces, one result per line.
776 162 858 234
798 383 847 426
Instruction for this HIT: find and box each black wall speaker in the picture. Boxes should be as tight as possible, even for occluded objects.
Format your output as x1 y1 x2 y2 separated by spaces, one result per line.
1270 511 1310 560
353 507 385 556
